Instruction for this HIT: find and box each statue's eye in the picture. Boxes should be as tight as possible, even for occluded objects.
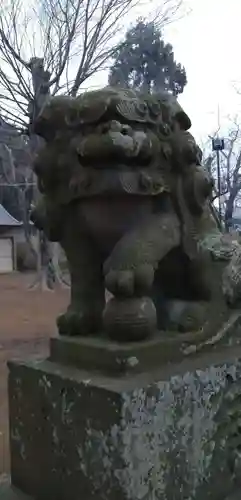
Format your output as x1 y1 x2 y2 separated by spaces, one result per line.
135 101 148 115
121 125 131 135
101 123 110 133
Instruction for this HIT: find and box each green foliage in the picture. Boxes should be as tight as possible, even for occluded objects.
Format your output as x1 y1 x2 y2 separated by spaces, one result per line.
108 20 187 95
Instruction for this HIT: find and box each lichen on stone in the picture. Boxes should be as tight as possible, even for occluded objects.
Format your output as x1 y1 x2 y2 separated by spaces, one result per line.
74 362 241 499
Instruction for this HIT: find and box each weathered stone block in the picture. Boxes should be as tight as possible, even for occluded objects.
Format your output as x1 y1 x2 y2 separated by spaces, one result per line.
8 344 241 500
0 476 32 499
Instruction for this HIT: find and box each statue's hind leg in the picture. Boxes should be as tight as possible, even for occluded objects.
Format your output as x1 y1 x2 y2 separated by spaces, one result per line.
152 249 213 333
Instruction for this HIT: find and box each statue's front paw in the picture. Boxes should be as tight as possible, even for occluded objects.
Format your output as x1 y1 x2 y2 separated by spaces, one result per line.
57 309 102 336
105 264 154 297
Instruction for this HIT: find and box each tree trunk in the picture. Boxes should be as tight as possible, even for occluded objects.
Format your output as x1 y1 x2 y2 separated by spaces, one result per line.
224 191 237 232
28 57 58 290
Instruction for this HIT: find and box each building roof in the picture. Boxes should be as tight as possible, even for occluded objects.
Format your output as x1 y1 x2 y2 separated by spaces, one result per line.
0 204 22 226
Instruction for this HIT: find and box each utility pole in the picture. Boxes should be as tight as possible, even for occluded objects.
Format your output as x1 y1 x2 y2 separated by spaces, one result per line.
212 136 225 223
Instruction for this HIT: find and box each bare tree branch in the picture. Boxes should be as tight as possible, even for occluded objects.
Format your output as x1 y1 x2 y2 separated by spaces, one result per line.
0 0 184 125
205 120 241 231
0 0 185 288
0 143 36 251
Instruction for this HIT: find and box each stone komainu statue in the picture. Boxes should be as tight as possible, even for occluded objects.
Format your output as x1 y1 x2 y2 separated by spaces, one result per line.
31 87 236 341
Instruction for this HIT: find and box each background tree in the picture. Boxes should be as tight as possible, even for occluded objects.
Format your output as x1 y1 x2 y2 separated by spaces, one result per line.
0 0 185 129
203 118 241 231
0 141 36 250
108 19 187 94
0 118 33 221
0 0 185 288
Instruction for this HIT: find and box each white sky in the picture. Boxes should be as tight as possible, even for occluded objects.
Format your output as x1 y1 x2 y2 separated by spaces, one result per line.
165 0 241 142
87 0 241 143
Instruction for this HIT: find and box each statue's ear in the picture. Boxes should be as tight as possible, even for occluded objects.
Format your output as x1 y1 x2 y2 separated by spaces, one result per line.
156 91 192 131
175 110 191 131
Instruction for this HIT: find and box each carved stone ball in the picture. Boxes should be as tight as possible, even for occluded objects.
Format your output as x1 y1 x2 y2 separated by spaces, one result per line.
103 296 157 342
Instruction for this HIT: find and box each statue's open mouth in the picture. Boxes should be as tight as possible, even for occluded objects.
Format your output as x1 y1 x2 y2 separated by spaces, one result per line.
72 120 160 168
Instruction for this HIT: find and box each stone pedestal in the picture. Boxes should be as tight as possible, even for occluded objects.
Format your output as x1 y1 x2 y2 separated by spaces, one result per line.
0 476 31 499
7 315 241 500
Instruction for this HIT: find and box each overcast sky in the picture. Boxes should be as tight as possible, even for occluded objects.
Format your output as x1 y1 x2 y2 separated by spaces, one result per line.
166 0 241 142
87 0 241 144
